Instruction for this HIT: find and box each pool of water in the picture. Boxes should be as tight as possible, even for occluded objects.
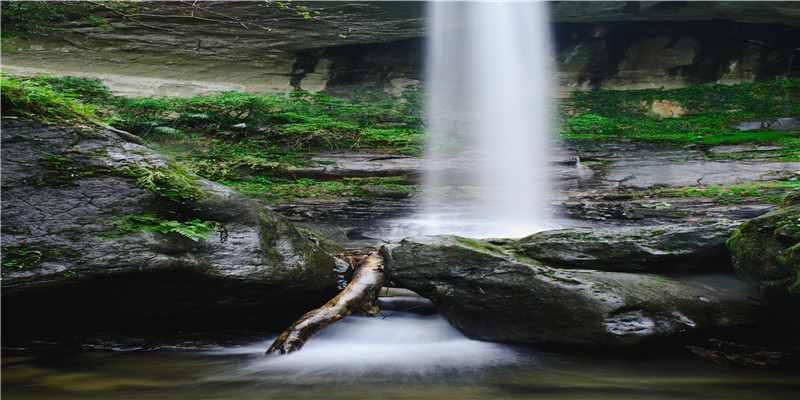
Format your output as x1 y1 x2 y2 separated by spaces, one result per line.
3 314 798 400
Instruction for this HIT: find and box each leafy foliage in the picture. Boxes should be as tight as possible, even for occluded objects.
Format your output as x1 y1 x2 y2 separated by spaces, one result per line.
1 247 44 271
108 213 222 242
1 245 82 278
120 164 204 202
113 88 422 152
0 1 70 38
0 73 107 125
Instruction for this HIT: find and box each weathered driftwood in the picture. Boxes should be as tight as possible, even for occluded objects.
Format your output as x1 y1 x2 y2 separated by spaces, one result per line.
266 252 385 355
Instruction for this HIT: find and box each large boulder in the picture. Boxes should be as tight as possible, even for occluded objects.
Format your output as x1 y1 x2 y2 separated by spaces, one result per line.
727 193 800 325
1 119 340 334
382 234 768 347
512 220 741 273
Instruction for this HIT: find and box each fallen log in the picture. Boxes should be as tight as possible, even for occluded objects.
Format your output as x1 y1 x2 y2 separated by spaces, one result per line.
266 252 385 355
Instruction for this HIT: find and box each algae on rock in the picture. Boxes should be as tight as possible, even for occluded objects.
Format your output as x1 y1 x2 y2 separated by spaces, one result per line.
727 193 800 325
1 119 340 335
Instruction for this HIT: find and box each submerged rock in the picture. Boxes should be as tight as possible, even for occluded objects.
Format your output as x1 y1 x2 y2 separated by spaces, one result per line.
727 193 800 325
382 235 768 347
512 220 741 273
1 119 339 333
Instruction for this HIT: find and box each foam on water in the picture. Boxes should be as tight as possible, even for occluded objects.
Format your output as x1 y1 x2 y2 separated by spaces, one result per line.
210 314 520 378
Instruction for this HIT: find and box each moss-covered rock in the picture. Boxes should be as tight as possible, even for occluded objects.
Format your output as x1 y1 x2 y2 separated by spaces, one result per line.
727 193 800 325
1 119 339 335
382 235 769 348
512 220 741 273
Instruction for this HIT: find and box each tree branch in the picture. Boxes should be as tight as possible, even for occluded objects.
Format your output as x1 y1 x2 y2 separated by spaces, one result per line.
86 1 194 38
178 0 249 29
266 252 385 355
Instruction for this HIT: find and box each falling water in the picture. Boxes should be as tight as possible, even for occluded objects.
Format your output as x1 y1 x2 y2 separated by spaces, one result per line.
398 1 555 238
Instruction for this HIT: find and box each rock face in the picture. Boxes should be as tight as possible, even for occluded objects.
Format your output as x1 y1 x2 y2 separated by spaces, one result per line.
2 1 798 97
512 220 741 272
382 232 768 348
727 193 800 325
1 119 340 334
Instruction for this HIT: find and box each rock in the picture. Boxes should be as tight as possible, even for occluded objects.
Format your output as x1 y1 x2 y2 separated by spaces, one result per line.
650 99 687 118
3 2 798 97
734 117 800 132
359 184 411 199
382 235 768 347
0 119 339 333
512 220 741 272
727 193 800 325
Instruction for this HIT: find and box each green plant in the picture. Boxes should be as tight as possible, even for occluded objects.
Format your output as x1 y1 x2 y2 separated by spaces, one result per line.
1 1 69 39
1 73 104 125
109 213 224 242
28 152 112 187
1 247 43 270
563 113 621 135
560 79 800 160
25 73 114 103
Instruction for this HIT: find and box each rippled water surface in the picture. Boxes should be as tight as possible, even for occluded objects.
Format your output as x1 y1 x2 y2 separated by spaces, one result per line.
3 314 798 400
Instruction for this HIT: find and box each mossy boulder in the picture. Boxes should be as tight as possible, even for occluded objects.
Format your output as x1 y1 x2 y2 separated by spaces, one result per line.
727 193 800 325
382 235 768 348
1 119 340 335
511 220 741 273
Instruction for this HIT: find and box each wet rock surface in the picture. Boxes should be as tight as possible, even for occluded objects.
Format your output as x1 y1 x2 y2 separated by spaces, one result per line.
512 220 741 273
1 119 340 334
264 140 796 249
382 234 770 348
727 193 800 325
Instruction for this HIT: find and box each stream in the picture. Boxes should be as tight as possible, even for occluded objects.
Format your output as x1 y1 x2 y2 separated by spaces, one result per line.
3 313 798 400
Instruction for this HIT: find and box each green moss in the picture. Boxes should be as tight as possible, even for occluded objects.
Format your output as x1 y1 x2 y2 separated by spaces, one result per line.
297 228 346 255
257 212 281 259
635 181 800 205
560 79 800 160
27 152 113 186
30 149 205 204
455 237 506 254
1 245 81 277
727 196 800 283
112 89 422 151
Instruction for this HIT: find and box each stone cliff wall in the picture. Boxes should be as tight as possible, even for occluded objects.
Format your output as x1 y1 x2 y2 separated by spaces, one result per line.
2 1 798 97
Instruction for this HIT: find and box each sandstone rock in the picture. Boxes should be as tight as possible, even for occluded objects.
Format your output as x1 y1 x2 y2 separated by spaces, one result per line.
382 235 768 347
1 119 339 332
727 193 800 325
512 220 741 272
3 2 798 97
650 99 687 118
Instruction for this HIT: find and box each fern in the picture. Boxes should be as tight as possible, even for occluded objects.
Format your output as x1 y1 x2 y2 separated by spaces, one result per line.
108 213 223 242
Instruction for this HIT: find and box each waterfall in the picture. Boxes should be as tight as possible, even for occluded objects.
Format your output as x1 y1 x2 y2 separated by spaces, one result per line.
411 1 555 238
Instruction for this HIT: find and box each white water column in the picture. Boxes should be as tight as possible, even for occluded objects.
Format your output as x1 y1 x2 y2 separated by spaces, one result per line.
421 1 555 237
